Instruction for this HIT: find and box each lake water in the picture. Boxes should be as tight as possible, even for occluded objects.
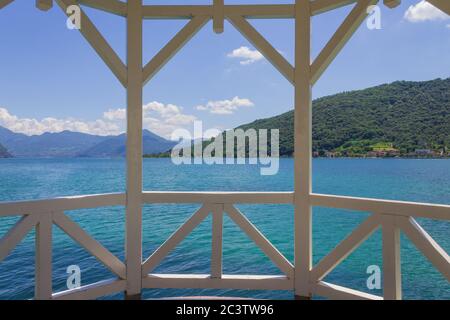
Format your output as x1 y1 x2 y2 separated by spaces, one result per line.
0 158 449 300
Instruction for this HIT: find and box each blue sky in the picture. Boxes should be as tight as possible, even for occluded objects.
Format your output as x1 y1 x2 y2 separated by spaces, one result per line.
0 0 449 138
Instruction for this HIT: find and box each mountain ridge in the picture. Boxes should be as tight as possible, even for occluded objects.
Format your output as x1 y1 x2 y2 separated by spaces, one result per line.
0 126 176 158
0 142 11 158
234 78 450 156
156 78 449 158
2 78 449 158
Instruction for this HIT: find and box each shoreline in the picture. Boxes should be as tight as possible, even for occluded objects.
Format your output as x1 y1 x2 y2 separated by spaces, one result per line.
1 156 449 160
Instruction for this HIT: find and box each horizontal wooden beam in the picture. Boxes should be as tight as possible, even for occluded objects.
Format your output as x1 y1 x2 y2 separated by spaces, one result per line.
78 0 127 17
310 0 399 14
311 281 383 300
310 193 450 221
0 193 125 217
225 4 295 19
142 4 296 20
142 191 294 204
52 278 126 300
310 0 357 15
143 274 293 290
2 192 447 219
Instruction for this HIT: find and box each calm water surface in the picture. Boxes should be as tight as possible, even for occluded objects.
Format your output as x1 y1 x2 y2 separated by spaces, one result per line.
0 158 449 299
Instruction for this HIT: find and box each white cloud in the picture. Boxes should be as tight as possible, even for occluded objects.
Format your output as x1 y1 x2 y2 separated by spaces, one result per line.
142 102 197 137
227 46 264 65
0 102 197 139
0 107 121 136
404 1 449 23
195 97 254 115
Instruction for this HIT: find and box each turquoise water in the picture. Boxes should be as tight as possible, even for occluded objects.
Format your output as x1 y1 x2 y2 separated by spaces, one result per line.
0 158 449 299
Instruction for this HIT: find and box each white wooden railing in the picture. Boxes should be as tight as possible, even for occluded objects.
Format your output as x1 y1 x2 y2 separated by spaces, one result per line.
0 192 449 300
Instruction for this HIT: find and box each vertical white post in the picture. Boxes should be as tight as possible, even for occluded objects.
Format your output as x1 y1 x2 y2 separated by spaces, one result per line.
35 214 53 300
125 0 143 300
211 204 224 279
382 214 402 300
294 0 313 299
213 0 224 34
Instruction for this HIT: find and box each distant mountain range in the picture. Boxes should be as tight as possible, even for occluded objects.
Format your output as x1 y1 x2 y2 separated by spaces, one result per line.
0 142 11 158
0 126 176 158
79 130 178 157
2 78 449 159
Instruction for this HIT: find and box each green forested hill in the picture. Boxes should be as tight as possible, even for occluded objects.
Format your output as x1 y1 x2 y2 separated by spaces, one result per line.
237 78 450 156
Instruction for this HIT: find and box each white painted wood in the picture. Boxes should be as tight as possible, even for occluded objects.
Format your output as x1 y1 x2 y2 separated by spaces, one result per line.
311 0 379 84
142 205 211 275
310 193 450 221
381 214 402 300
2 192 447 219
143 15 209 85
227 15 295 85
52 279 126 300
142 191 294 204
310 214 381 281
225 4 295 19
383 0 401 9
0 0 447 301
0 0 14 10
141 5 296 20
0 214 39 263
35 214 53 300
310 0 357 15
143 274 293 291
55 0 127 87
36 0 52 11
398 216 450 282
211 204 224 279
311 281 383 300
78 0 127 16
53 212 126 279
0 193 125 217
294 0 312 299
142 5 212 19
426 0 450 15
224 204 294 278
125 0 144 299
213 0 224 33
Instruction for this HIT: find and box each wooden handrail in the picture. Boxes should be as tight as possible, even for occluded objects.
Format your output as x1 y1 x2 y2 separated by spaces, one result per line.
142 191 294 204
1 191 449 300
0 193 125 217
310 193 450 221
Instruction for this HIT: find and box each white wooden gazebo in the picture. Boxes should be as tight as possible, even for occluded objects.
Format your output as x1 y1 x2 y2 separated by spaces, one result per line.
0 0 449 300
